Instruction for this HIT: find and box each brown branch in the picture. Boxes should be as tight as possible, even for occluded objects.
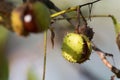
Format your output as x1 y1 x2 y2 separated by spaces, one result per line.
75 6 81 33
51 3 76 26
92 44 120 78
79 0 101 7
79 9 88 26
51 14 110 23
51 0 101 26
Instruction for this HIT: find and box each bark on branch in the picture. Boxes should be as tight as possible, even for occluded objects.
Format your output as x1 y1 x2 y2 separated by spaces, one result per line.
92 44 120 78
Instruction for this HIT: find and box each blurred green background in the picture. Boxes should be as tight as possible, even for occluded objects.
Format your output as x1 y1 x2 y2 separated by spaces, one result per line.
0 26 8 80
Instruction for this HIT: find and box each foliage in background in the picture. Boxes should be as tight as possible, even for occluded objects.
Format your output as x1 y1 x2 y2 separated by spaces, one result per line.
0 26 9 80
27 68 39 80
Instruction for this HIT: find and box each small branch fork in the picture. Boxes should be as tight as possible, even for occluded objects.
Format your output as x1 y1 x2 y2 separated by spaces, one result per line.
92 44 120 78
51 0 101 18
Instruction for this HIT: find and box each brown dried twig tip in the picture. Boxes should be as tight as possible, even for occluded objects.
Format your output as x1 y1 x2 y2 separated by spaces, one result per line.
49 27 55 48
92 44 120 78
74 8 94 41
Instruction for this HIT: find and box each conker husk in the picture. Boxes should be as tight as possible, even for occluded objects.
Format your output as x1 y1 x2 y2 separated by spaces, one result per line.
11 1 50 36
61 33 92 63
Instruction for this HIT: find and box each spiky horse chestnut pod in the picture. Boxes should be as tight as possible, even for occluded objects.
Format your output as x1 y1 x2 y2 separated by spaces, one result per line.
61 33 92 63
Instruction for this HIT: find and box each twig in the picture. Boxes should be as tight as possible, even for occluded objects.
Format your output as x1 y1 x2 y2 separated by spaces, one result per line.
88 4 93 21
92 44 120 78
51 0 101 18
79 9 88 26
51 15 110 22
75 6 81 33
79 0 101 7
42 31 47 80
52 5 75 26
51 6 77 18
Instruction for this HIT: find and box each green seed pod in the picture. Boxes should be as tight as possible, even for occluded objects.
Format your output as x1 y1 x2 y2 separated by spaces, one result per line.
61 33 92 63
11 1 50 36
11 4 27 36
